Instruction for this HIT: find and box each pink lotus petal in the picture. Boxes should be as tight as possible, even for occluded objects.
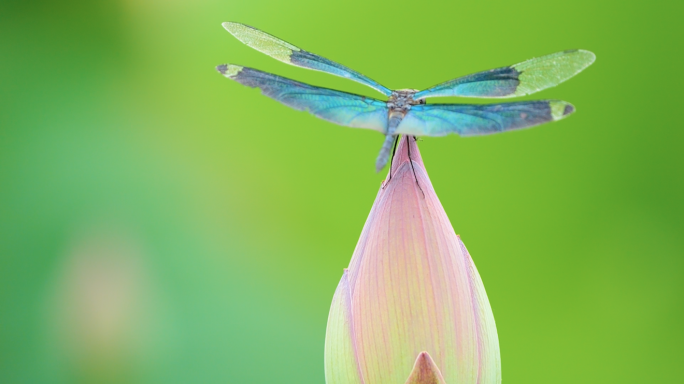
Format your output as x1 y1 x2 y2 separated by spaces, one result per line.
405 352 447 384
325 269 365 384
325 136 500 384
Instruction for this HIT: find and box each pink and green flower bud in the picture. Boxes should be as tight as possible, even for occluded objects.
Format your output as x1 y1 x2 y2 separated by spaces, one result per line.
325 136 500 384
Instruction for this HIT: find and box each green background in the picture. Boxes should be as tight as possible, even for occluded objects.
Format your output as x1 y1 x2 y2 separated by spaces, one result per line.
1 0 682 383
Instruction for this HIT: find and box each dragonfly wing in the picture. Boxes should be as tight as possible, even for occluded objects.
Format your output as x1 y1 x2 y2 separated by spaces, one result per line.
414 50 595 99
217 64 388 132
222 22 392 97
395 101 575 137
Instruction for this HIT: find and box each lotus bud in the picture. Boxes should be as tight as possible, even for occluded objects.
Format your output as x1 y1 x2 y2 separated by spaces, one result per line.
325 136 500 384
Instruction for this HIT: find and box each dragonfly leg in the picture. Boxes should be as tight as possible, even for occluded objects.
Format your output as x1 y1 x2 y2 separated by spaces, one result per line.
406 136 425 198
382 135 400 189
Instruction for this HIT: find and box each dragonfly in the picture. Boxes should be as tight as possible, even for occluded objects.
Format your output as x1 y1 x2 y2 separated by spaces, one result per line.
216 22 595 173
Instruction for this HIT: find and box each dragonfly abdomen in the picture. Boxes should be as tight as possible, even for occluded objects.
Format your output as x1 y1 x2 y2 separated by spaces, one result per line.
376 134 398 173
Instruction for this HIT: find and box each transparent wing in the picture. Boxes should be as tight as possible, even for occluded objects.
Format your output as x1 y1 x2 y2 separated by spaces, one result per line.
222 22 392 97
414 50 595 100
217 64 388 132
395 100 575 137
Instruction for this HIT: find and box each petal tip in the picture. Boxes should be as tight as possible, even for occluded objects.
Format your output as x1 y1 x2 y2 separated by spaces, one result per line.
404 351 446 384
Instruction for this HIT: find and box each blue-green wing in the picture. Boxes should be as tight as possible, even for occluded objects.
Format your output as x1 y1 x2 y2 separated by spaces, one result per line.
217 64 388 132
395 100 575 137
222 22 392 97
413 50 595 100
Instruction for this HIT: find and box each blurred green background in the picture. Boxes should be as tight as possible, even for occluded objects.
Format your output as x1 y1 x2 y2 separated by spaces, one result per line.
1 0 682 383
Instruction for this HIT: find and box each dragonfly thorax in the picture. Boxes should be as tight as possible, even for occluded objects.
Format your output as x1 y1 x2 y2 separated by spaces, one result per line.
387 89 425 114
